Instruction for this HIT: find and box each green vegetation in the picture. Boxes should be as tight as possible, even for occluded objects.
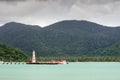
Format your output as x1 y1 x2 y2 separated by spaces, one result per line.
0 20 120 62
0 42 27 62
38 56 120 62
92 41 120 56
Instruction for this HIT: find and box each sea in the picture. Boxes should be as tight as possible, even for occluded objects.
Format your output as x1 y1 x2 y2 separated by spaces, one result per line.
0 62 120 80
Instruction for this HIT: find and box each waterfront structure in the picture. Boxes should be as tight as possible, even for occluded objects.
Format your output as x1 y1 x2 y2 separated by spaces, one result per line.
32 50 36 63
27 50 68 64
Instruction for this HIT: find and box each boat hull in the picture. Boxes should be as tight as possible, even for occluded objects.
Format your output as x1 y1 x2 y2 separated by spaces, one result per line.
26 62 59 65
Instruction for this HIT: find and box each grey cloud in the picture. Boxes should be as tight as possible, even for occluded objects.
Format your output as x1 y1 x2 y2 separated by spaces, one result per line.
35 0 51 1
0 0 27 5
0 0 76 26
0 0 26 2
78 0 120 5
0 0 120 27
73 0 120 15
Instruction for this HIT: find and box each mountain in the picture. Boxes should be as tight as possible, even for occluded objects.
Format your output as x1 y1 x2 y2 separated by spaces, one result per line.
42 20 120 56
0 20 120 56
93 41 120 56
0 22 43 55
0 42 27 61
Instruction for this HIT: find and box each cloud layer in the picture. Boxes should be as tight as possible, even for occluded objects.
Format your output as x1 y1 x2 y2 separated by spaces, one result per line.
0 0 120 27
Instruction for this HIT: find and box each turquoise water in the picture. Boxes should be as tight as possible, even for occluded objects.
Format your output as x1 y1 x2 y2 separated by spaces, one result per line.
0 62 120 80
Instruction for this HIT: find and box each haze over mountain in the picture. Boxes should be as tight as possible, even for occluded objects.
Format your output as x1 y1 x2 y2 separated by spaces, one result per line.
0 20 120 57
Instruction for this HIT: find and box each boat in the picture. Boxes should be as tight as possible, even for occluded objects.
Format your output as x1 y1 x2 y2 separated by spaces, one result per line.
26 50 68 65
26 60 68 65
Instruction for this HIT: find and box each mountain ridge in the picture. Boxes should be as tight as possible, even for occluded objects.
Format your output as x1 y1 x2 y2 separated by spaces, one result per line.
0 20 120 56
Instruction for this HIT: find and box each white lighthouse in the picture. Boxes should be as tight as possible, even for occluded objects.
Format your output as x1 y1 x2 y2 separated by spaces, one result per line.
32 50 36 63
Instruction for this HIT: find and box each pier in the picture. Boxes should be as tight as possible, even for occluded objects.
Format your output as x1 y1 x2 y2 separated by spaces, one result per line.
0 62 26 64
0 50 68 65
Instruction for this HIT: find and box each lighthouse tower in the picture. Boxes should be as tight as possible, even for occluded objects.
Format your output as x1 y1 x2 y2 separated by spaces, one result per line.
32 50 36 63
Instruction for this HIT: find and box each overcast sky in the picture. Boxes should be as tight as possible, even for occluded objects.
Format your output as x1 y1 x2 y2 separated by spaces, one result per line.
0 0 120 27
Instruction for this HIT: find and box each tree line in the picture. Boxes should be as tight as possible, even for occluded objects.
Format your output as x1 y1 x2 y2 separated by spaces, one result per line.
37 56 120 62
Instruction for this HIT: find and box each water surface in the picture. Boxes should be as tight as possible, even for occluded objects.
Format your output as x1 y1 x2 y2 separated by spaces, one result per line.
0 62 120 80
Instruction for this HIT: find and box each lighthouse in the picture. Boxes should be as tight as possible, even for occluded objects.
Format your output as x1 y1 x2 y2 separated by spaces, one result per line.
32 50 36 63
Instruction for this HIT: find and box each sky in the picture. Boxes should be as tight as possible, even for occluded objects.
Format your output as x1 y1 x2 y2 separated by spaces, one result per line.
0 0 120 27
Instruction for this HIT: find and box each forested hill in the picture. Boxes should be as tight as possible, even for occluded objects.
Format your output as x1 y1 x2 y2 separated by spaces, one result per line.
0 20 120 57
0 42 27 61
93 41 120 56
